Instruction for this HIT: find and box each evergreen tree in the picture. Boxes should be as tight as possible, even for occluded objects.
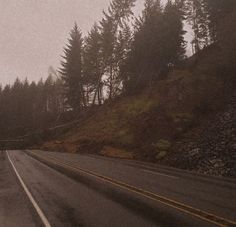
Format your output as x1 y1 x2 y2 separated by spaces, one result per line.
83 24 103 105
185 0 209 53
60 23 85 111
0 76 65 139
99 0 136 99
123 0 186 93
204 0 236 43
217 10 236 82
115 22 133 92
123 0 162 92
163 0 186 62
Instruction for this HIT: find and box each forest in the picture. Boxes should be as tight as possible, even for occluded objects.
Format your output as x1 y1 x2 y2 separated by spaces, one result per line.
0 0 235 139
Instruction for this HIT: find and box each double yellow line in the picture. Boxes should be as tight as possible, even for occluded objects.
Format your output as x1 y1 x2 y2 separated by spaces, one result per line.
29 152 236 227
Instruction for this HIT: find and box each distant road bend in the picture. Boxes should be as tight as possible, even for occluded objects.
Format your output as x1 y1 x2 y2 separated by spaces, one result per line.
1 150 236 227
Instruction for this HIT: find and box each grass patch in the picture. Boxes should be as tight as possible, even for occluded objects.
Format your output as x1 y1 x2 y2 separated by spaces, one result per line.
120 95 159 117
155 151 167 160
153 139 171 151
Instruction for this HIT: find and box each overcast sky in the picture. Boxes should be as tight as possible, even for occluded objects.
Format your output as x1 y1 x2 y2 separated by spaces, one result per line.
0 0 145 85
0 0 192 86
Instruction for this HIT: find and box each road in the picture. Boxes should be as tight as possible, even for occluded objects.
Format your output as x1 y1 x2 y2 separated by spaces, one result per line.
1 150 236 227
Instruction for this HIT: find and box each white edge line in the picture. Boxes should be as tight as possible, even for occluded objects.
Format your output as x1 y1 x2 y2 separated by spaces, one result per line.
143 169 179 179
6 151 51 227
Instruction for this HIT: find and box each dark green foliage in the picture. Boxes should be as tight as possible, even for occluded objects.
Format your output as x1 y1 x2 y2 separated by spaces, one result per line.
0 75 64 139
123 0 186 93
99 0 136 99
83 24 104 105
217 12 236 83
163 0 186 62
185 0 236 50
204 0 236 42
60 24 85 111
185 0 210 53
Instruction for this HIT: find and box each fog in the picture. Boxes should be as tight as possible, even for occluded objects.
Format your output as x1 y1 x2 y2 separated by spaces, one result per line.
0 0 144 85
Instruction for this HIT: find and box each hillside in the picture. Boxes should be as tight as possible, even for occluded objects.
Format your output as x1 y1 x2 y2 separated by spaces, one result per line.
40 45 236 178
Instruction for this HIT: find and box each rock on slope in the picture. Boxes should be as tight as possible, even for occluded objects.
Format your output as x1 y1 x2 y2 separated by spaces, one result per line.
165 94 236 177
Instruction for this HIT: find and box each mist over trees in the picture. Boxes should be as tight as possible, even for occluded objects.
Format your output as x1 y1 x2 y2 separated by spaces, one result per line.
0 0 236 139
185 0 236 53
123 0 186 92
60 24 86 111
0 72 64 139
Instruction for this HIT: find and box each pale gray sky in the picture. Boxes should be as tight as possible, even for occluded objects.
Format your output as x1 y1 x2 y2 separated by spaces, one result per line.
0 0 191 86
0 0 145 85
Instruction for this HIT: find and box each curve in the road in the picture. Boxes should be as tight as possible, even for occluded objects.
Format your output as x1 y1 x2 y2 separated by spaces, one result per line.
28 151 236 227
6 151 51 227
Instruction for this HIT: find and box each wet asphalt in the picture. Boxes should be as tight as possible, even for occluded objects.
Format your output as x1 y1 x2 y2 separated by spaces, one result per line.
1 150 236 227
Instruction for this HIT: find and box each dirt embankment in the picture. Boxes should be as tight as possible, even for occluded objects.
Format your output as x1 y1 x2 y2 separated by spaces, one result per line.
40 45 236 178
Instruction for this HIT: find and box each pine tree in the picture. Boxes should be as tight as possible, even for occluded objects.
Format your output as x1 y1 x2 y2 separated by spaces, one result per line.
216 9 236 81
83 24 103 105
99 0 136 99
60 23 85 111
123 0 186 93
204 0 236 43
115 22 133 90
100 13 116 99
163 0 186 62
123 0 163 92
185 0 209 53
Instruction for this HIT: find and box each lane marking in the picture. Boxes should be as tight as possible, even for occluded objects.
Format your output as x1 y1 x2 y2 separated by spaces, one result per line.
6 151 51 227
84 155 181 180
40 154 178 180
29 152 236 227
143 169 179 179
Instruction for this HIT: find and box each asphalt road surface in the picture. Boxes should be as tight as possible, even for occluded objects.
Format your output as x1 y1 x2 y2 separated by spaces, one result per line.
1 150 236 227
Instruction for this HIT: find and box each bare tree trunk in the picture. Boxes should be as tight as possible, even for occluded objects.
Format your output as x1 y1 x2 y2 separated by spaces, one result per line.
109 65 113 99
98 85 102 105
80 84 87 108
92 88 97 106
86 85 89 105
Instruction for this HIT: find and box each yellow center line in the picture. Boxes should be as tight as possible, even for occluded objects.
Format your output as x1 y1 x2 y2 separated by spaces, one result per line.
28 152 236 227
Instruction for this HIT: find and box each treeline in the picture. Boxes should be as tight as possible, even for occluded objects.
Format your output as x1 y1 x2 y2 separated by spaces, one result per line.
60 0 186 109
0 70 64 138
185 0 236 52
0 0 236 138
60 0 236 110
